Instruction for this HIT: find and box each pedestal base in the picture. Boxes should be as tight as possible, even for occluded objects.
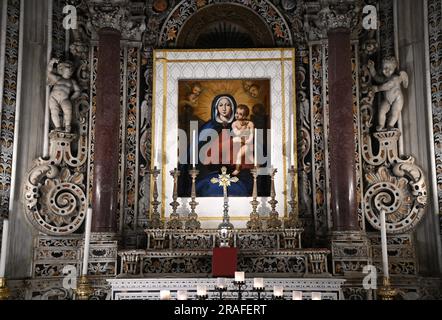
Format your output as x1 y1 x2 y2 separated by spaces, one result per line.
0 278 10 300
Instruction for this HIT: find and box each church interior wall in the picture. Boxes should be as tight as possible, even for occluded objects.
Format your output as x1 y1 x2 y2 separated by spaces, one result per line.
0 0 441 300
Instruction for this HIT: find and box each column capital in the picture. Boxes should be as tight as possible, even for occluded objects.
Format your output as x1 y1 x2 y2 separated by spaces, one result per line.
304 0 362 41
86 0 146 40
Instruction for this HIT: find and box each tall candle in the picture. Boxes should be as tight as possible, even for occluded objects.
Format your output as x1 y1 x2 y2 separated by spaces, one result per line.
197 285 207 297
273 286 284 297
290 113 295 167
311 292 322 300
82 208 92 276
192 129 196 167
253 278 264 289
216 277 226 289
254 128 258 167
177 290 188 300
292 291 303 300
0 219 9 278
380 209 389 278
234 271 245 282
160 290 171 300
154 119 160 168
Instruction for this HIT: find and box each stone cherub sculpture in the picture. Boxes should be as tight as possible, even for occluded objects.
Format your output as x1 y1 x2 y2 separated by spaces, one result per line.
367 57 409 131
47 58 81 133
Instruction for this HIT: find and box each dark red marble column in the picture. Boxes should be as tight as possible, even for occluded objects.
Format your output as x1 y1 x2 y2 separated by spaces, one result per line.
328 29 359 232
92 28 121 232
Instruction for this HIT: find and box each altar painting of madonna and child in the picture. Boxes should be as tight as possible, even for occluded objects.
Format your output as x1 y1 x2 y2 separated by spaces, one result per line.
177 79 271 198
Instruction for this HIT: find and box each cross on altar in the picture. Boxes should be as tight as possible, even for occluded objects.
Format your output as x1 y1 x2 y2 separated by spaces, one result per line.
210 166 239 230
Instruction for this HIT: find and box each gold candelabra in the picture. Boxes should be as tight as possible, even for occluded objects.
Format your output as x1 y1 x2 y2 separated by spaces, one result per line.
247 166 262 230
377 277 397 301
167 168 183 229
185 167 201 230
0 277 10 300
267 168 282 229
75 275 94 300
284 166 300 228
148 167 164 229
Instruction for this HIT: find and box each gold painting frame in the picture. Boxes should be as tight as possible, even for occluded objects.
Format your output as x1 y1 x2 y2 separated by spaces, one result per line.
151 48 298 228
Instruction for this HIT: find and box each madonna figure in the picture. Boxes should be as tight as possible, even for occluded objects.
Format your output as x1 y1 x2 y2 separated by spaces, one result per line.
178 94 253 197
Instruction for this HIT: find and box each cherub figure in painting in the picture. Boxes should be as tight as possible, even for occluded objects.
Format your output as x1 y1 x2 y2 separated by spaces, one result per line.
367 56 409 131
231 104 255 176
47 58 81 132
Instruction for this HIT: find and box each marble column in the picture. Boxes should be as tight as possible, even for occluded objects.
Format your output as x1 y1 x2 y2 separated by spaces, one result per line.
327 28 359 232
313 1 361 232
91 28 121 233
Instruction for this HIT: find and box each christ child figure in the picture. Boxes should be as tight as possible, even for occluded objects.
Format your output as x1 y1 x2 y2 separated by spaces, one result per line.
231 104 255 176
367 57 409 131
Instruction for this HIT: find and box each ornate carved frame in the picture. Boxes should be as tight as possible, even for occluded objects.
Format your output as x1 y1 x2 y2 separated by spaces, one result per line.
151 48 298 229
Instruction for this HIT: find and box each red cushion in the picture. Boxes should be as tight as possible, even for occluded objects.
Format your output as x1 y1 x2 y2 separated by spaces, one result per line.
212 247 238 277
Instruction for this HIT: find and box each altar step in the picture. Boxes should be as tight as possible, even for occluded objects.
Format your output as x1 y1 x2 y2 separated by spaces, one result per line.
107 278 346 300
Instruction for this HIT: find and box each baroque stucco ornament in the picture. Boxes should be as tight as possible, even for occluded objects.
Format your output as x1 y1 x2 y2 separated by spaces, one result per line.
86 0 145 39
23 132 88 235
362 114 427 234
304 0 362 40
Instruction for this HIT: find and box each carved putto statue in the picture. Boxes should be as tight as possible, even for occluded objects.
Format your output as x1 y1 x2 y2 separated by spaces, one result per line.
367 57 409 131
47 58 81 133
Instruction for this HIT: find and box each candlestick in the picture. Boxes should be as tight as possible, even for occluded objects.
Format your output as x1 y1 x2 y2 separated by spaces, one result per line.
380 209 389 278
167 169 183 229
267 168 282 229
284 166 299 229
233 274 246 301
0 219 9 278
82 209 92 276
148 167 164 229
247 167 262 230
185 168 201 230
75 275 94 300
377 209 397 300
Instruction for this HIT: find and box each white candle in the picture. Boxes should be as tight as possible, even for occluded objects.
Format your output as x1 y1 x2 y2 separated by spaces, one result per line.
380 209 389 278
311 292 322 300
192 129 197 167
216 277 226 289
0 219 9 278
197 285 207 297
177 290 188 300
273 286 284 297
290 113 295 167
269 128 273 167
234 271 245 282
292 291 303 300
160 290 171 300
82 208 92 276
154 120 160 168
254 128 258 167
253 278 264 289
